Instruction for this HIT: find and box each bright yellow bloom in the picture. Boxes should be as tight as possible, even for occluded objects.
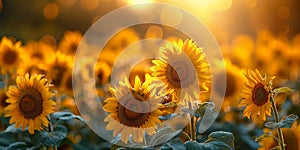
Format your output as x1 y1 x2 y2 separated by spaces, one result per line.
105 28 140 53
23 40 56 65
0 36 23 74
103 75 162 144
238 69 275 121
151 39 210 105
5 74 56 134
58 30 82 55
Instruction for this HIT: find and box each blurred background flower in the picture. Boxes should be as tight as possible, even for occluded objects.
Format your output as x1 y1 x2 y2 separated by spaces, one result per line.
0 0 300 149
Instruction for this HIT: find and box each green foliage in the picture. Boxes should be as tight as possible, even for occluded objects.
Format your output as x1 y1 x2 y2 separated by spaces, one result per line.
254 132 272 142
265 114 298 129
273 87 294 94
33 125 67 147
50 111 84 123
148 126 182 146
184 131 234 150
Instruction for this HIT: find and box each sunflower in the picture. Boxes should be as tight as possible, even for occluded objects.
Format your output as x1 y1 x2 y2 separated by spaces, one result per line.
103 75 162 144
105 28 140 53
151 39 210 105
0 90 8 115
0 36 23 74
259 121 300 150
23 40 56 65
16 60 48 76
49 51 73 89
128 59 153 86
214 59 244 112
95 61 111 86
238 69 275 121
61 69 74 96
58 30 82 55
4 73 56 134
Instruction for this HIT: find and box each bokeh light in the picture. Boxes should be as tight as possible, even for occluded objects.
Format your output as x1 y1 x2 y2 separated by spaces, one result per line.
43 3 60 20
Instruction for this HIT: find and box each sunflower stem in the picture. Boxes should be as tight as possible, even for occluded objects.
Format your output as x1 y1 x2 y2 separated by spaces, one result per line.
270 95 285 150
4 72 9 91
181 131 191 141
48 117 57 150
188 102 196 141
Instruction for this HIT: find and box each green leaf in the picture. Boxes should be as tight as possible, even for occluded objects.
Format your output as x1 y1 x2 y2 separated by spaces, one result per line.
195 102 215 118
3 124 24 134
148 126 182 146
6 142 27 150
35 125 67 146
51 111 84 122
207 131 234 148
274 87 294 94
265 114 298 129
184 131 234 150
254 132 272 142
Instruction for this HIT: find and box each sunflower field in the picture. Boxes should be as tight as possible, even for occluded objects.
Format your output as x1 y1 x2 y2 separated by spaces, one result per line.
1 0 300 150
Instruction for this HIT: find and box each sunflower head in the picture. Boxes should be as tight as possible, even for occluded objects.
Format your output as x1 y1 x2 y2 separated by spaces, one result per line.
50 51 73 88
151 39 210 105
214 59 243 111
0 90 8 115
24 41 56 65
238 69 275 121
58 30 82 55
105 28 140 53
4 73 56 134
0 36 23 74
103 74 162 144
61 69 74 96
95 61 111 86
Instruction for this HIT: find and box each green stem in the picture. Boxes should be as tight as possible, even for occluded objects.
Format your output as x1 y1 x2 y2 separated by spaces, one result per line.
188 102 196 141
48 117 57 150
4 72 9 91
270 95 285 150
181 131 191 141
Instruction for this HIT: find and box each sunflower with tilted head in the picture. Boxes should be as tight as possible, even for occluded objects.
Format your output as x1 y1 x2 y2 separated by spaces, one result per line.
0 36 23 74
238 69 275 121
151 39 210 105
103 75 162 144
4 73 56 134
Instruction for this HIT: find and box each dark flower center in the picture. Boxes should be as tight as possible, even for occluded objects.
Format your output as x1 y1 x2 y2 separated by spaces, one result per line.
166 58 196 89
0 92 8 108
3 48 18 65
70 43 78 53
19 88 43 119
117 93 150 127
252 83 269 106
215 71 237 97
